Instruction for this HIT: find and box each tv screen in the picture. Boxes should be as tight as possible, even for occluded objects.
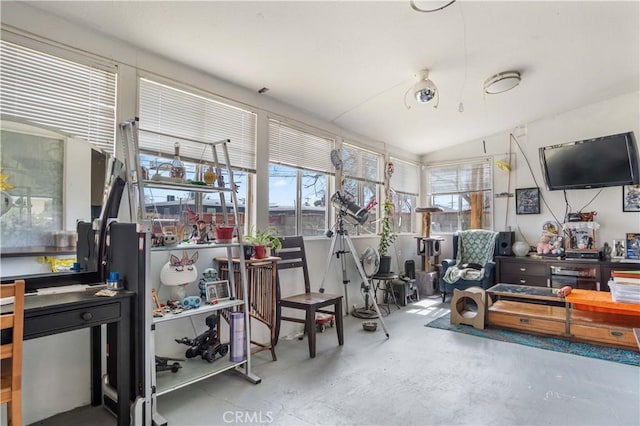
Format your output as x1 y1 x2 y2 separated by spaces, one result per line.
539 131 639 190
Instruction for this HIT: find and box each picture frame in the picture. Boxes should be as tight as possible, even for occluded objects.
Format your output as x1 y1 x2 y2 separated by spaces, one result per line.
567 227 596 251
622 185 640 212
612 239 626 259
515 187 540 215
205 280 231 303
626 233 640 260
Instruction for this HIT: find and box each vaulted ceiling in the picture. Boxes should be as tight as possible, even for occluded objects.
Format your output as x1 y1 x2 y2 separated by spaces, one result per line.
18 1 640 155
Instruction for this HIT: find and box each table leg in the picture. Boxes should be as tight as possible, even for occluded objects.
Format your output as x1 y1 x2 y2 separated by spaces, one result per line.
117 300 131 426
335 300 344 346
90 325 101 406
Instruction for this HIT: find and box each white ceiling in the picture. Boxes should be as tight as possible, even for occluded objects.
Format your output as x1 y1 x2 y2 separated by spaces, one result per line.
21 1 640 155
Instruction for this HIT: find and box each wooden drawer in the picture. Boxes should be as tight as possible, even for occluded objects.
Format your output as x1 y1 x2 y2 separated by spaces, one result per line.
25 303 121 337
500 273 548 287
501 261 548 277
488 300 566 336
570 309 640 350
570 323 637 350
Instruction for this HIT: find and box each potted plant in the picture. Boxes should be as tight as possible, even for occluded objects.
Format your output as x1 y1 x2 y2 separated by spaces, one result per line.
243 226 282 259
377 198 397 274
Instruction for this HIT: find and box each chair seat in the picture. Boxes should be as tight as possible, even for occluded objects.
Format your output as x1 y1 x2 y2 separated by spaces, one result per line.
280 292 342 306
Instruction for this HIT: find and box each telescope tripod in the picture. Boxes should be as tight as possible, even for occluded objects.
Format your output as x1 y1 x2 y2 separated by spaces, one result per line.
320 216 389 338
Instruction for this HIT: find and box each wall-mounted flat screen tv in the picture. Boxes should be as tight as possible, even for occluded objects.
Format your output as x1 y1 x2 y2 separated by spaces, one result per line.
539 131 639 191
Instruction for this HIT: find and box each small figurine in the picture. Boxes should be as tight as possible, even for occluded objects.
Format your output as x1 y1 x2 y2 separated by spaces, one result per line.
198 268 218 301
551 236 564 256
203 166 217 185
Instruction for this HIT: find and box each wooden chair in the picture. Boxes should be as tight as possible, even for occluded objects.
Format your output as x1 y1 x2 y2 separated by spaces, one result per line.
275 236 344 358
1 279 25 426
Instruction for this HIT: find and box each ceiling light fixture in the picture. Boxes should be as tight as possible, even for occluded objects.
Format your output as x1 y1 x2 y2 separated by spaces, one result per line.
404 69 439 109
483 71 521 94
410 0 456 13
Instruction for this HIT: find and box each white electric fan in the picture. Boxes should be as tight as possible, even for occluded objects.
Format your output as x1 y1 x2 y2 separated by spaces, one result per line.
360 247 380 278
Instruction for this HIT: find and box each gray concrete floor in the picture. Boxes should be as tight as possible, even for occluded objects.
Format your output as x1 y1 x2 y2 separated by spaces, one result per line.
32 295 640 426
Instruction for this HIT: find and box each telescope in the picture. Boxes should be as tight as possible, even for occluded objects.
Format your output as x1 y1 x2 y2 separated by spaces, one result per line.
331 191 369 226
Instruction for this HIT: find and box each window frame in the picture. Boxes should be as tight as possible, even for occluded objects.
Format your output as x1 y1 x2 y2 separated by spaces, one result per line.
137 77 258 236
0 38 117 251
426 157 494 233
341 143 383 236
268 120 335 237
389 157 419 234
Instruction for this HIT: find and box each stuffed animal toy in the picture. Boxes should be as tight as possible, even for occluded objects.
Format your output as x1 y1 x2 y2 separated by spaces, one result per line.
536 235 552 254
551 236 564 255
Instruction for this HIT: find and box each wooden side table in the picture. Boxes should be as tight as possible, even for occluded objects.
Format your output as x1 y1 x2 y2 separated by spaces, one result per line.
216 256 280 361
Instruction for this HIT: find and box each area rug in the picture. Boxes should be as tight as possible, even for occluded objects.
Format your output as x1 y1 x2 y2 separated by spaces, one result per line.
426 313 640 366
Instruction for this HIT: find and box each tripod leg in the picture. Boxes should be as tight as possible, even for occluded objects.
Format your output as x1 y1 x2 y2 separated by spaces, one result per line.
342 235 390 338
337 232 350 312
320 231 349 315
319 231 338 293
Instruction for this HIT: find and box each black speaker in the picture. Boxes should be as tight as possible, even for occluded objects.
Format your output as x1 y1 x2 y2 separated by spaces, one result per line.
497 231 515 256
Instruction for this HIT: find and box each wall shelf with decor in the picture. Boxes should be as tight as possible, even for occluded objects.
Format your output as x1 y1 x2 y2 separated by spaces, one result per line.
119 119 259 425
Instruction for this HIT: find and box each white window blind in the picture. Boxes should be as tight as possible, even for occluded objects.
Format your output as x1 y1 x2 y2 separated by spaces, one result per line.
138 78 257 171
268 120 335 173
429 160 492 194
342 143 382 183
390 157 419 195
0 40 117 153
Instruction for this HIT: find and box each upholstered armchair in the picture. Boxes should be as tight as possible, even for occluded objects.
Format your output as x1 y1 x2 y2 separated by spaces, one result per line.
439 230 499 302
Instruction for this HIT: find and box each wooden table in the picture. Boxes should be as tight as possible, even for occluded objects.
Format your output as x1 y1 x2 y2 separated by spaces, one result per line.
486 284 640 351
215 257 279 360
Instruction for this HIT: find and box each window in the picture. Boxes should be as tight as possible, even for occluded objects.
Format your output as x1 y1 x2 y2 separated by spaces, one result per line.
268 120 334 236
0 40 116 250
138 78 257 235
0 40 117 153
389 158 419 233
0 129 63 248
341 143 382 235
427 159 493 232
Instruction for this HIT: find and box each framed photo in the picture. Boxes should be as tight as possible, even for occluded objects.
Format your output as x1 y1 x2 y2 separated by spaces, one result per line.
205 280 231 303
626 233 640 260
623 185 640 212
515 187 540 215
612 239 626 258
567 228 596 251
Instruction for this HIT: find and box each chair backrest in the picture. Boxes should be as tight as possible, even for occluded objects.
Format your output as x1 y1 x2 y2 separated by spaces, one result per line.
275 236 311 294
1 279 25 410
453 230 499 265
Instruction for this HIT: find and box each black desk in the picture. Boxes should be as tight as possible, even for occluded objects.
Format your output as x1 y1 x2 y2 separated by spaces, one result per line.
23 288 133 426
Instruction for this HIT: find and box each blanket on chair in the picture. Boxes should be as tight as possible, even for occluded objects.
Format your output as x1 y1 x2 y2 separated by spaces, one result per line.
443 230 498 284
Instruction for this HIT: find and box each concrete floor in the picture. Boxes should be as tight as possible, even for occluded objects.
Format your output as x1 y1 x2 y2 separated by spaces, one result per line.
33 295 640 426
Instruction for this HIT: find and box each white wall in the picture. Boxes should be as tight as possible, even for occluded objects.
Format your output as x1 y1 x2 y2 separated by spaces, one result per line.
424 91 640 253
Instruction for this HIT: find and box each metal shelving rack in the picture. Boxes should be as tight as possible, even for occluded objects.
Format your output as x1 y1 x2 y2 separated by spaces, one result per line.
119 118 260 426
